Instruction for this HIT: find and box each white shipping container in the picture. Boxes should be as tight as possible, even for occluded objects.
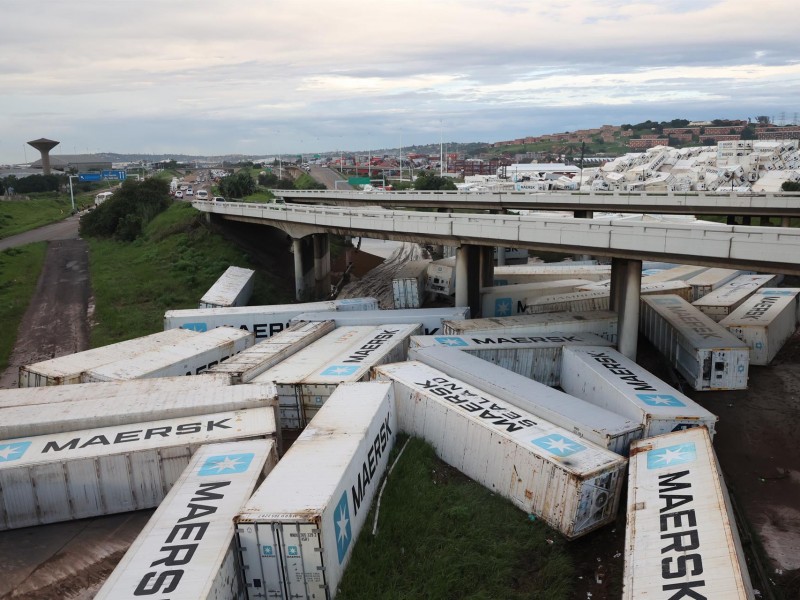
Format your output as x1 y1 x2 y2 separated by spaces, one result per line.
81 326 254 382
692 274 783 321
425 257 456 296
392 260 430 309
442 310 618 343
199 265 256 309
236 382 396 600
640 264 709 285
623 428 754 599
407 345 643 455
251 325 419 429
640 295 750 391
0 408 277 531
561 346 718 437
493 264 611 285
720 289 800 365
574 280 693 301
525 281 694 314
291 306 470 335
374 361 627 539
95 439 277 600
409 331 613 386
0 383 278 440
164 298 378 340
205 320 335 384
685 268 750 301
480 279 594 317
18 328 198 388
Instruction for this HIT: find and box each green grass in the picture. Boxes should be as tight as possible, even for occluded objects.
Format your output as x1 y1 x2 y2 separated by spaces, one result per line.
337 437 574 599
241 190 275 203
86 202 292 346
0 197 75 239
0 243 47 371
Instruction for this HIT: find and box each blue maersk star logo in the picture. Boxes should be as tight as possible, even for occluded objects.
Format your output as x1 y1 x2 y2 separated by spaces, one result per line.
320 365 360 377
287 546 299 557
334 491 352 564
495 298 513 317
182 322 208 332
646 442 697 469
433 336 468 347
0 441 31 462
637 394 686 407
198 452 255 476
531 435 586 457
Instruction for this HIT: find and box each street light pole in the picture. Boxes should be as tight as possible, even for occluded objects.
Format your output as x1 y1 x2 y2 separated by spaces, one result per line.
68 175 77 212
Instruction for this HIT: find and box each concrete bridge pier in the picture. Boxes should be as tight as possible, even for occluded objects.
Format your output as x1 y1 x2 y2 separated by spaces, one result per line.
292 238 306 301
610 257 642 360
313 233 331 298
496 246 506 266
480 246 494 293
454 245 484 317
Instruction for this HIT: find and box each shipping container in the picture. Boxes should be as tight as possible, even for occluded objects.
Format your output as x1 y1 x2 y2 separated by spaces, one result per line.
205 321 335 384
692 274 784 321
575 280 693 301
409 331 613 386
492 264 611 286
407 345 643 454
81 326 254 382
18 328 197 388
685 268 751 301
95 439 278 600
236 382 396 600
442 310 618 342
623 428 754 599
199 266 256 309
480 279 594 317
425 257 456 296
640 295 750 391
250 324 419 429
561 346 718 436
0 408 277 530
0 383 278 440
494 247 530 263
164 298 378 339
525 281 693 314
291 306 470 336
392 260 430 309
640 264 709 285
719 289 800 365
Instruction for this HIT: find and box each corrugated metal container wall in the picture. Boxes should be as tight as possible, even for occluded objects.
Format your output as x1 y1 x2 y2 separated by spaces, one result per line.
480 279 594 317
291 307 470 336
199 266 256 309
94 439 278 600
524 289 611 314
374 361 628 539
18 328 197 388
205 320 335 384
392 260 430 309
236 382 396 600
442 310 618 343
623 428 754 599
561 346 718 436
81 326 254 382
407 346 643 455
163 298 378 340
574 280 693 302
0 408 277 531
639 295 750 391
409 331 613 387
685 268 750 301
0 383 278 440
719 289 800 365
492 264 611 285
692 274 783 321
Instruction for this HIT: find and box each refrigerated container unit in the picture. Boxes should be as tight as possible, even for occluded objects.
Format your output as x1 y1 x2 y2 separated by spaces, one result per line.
291 306 470 336
640 295 750 391
391 260 430 308
250 324 420 429
0 383 278 440
94 439 278 600
692 274 784 321
442 310 618 343
494 247 530 263
409 331 613 387
425 256 456 296
640 264 709 285
0 407 277 531
561 346 718 436
480 279 595 317
623 428 754 599
574 280 693 301
374 361 627 539
407 345 643 455
199 265 256 309
685 268 751 301
525 281 694 314
81 326 254 382
492 264 611 285
205 320 335 384
164 297 378 339
18 328 197 388
236 382 396 600
719 289 800 365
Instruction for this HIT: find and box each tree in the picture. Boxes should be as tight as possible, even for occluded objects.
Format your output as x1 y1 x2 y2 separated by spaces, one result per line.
413 171 457 191
218 171 256 198
781 181 800 192
79 178 171 241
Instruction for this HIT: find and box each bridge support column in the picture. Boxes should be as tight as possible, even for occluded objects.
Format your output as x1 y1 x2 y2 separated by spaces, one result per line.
292 238 306 301
496 246 506 266
313 233 331 298
455 245 469 310
611 257 642 360
479 246 494 315
573 210 594 261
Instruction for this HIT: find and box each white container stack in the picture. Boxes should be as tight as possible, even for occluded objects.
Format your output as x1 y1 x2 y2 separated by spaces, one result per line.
199 265 256 309
291 307 469 336
236 382 396 600
94 439 278 600
623 428 754 599
374 361 628 539
442 310 618 342
392 260 430 308
692 274 783 321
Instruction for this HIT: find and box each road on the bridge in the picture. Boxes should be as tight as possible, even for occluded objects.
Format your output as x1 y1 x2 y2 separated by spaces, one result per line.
307 165 352 190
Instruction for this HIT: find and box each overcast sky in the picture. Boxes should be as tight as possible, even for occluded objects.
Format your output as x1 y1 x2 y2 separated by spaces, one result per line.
2 0 799 164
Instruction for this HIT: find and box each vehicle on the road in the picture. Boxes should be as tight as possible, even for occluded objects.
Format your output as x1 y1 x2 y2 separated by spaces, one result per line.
213 196 225 202
196 190 208 200
186 189 194 197
175 190 184 198
180 184 188 191
94 192 113 206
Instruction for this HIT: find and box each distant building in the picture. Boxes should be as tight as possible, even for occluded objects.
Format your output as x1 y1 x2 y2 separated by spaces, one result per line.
628 138 669 150
29 155 112 172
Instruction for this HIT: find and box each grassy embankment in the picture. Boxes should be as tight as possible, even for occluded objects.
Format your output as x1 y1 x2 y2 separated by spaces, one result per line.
0 196 74 239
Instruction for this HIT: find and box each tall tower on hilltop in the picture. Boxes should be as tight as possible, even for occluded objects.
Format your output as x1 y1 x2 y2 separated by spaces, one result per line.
27 138 60 175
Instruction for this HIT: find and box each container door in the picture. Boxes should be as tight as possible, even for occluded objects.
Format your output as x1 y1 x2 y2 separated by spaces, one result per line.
236 522 284 599
573 470 620 537
278 522 327 600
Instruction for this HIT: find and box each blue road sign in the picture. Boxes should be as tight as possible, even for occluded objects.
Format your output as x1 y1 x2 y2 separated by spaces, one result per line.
101 170 127 180
78 173 102 182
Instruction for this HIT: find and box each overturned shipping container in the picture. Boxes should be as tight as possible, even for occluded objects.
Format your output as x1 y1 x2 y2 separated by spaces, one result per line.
199 265 256 309
692 274 782 321
480 279 594 317
442 310 618 342
392 260 430 309
291 306 469 336
492 264 611 285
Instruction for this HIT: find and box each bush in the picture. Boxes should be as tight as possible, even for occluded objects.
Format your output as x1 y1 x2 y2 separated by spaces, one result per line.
79 178 171 240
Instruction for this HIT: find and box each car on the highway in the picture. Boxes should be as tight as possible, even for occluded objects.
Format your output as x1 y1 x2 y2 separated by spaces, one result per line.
196 190 208 200
175 190 184 198
212 196 225 202
186 189 194 197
